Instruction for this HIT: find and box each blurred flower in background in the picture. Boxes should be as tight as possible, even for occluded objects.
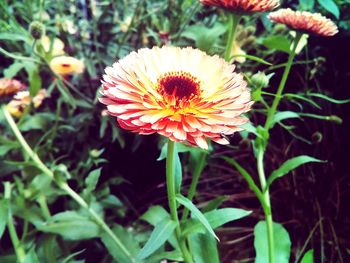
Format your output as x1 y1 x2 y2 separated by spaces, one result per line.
40 36 65 56
200 0 279 13
269 8 338 36
49 56 84 75
6 89 46 117
0 78 26 100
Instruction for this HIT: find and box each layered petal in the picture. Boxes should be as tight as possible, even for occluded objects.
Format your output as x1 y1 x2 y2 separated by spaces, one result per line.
200 0 279 13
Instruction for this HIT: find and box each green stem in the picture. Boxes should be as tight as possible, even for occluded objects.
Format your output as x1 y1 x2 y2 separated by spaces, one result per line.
264 33 303 130
181 152 207 221
4 182 26 263
224 13 241 62
166 140 193 263
0 105 134 262
257 148 274 263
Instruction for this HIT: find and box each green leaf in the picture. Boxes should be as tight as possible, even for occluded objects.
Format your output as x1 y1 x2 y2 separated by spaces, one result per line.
37 211 100 240
4 62 24 79
137 218 177 260
23 62 41 97
182 23 226 52
267 155 325 189
299 0 315 10
272 111 301 127
183 208 251 236
254 221 291 263
262 35 291 53
175 194 218 240
189 233 220 263
55 79 76 108
0 200 7 239
301 249 314 263
84 168 102 193
19 113 56 132
202 196 228 213
232 54 272 65
100 225 139 263
140 205 170 226
308 93 350 104
317 0 339 19
174 145 182 194
146 250 183 262
24 248 40 263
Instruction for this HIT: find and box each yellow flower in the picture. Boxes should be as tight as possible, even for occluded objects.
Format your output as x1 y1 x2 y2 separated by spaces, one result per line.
231 41 246 63
40 36 65 56
49 56 84 75
100 46 252 149
6 89 46 118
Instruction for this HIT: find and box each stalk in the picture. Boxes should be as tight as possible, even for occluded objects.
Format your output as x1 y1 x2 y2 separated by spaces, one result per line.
224 13 241 62
0 105 134 262
166 140 193 263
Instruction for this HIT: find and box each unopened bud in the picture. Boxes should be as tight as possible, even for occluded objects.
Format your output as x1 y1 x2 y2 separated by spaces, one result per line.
251 71 269 89
29 21 45 40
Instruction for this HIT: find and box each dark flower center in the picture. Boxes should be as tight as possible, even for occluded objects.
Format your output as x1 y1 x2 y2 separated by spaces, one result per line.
158 72 200 100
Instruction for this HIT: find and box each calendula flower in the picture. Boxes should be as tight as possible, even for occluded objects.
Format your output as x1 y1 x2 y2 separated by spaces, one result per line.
6 89 46 117
200 0 279 13
41 36 65 56
268 8 338 37
50 56 84 75
100 46 252 149
0 78 25 100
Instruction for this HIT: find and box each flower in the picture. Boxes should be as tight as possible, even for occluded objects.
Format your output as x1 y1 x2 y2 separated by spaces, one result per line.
41 36 65 56
200 0 279 13
268 8 338 37
0 78 25 100
231 41 246 63
50 56 84 75
100 46 252 149
6 89 46 117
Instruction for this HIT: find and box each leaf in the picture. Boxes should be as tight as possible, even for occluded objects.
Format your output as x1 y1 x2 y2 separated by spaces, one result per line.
299 0 315 10
24 247 40 263
254 221 291 263
175 194 218 240
55 79 76 108
137 218 177 260
317 0 339 19
4 62 24 78
308 93 350 104
189 233 220 263
19 113 56 132
23 62 41 97
202 196 228 213
84 168 102 193
146 250 183 262
182 208 251 236
36 211 100 240
0 200 7 239
267 155 325 189
182 22 226 52
140 205 170 226
272 111 301 127
232 54 272 65
301 249 314 263
174 145 182 193
101 225 139 263
262 35 291 53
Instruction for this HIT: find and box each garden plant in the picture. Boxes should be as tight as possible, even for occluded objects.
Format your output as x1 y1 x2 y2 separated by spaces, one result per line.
0 0 349 263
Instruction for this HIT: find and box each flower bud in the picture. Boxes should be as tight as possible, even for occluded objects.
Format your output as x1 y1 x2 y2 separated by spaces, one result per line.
251 71 269 89
29 21 45 40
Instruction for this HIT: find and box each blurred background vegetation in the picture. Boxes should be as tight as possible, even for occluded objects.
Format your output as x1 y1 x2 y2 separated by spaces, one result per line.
0 0 349 262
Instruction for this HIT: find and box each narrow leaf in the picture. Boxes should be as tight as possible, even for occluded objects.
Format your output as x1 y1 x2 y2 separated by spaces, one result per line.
254 221 291 263
232 54 272 65
308 93 350 104
317 0 339 19
267 155 325 189
272 111 301 127
175 194 218 240
189 233 220 263
137 219 177 260
301 249 314 263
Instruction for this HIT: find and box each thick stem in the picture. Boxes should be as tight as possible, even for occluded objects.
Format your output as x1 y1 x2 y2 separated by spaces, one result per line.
224 13 241 62
257 149 274 263
264 33 303 130
1 105 134 262
181 152 207 221
166 140 193 263
4 182 26 263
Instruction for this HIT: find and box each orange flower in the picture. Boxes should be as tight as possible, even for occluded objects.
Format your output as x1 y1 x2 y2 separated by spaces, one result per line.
7 89 46 117
100 46 252 149
268 8 338 37
49 56 84 75
0 78 25 99
200 0 279 13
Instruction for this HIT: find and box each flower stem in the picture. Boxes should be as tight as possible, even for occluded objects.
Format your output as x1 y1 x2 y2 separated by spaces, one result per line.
0 104 134 262
181 151 207 221
4 182 26 263
257 148 274 263
224 13 241 62
264 33 303 130
166 140 193 263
